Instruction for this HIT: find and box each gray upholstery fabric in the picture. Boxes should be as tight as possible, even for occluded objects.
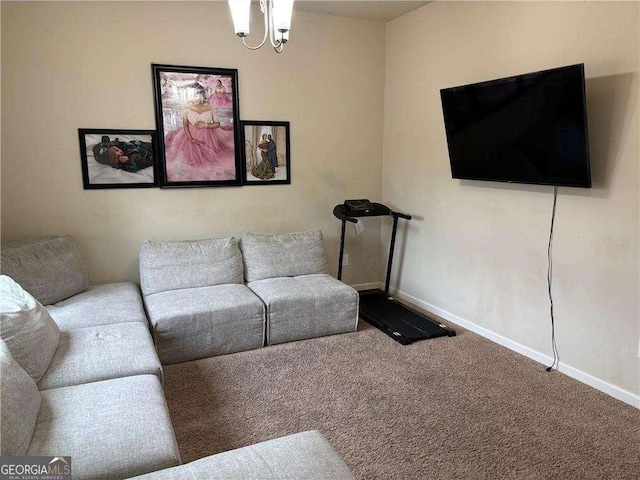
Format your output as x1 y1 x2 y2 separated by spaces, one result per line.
1 235 89 305
240 229 329 282
127 430 356 480
38 322 162 390
144 284 265 364
139 237 244 296
46 282 147 331
0 275 60 383
247 274 359 345
28 375 181 480
0 340 41 456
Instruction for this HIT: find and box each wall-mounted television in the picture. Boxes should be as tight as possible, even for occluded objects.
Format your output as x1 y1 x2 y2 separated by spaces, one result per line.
440 64 591 188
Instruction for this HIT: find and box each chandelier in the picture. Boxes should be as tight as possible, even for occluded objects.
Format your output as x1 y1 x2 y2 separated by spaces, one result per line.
228 0 294 54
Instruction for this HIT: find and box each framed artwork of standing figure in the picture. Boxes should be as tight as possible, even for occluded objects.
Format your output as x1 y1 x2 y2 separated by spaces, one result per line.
78 128 158 189
151 64 242 188
240 121 291 186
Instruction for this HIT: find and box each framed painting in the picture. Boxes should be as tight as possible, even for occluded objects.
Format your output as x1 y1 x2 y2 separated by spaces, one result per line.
240 121 291 185
151 64 242 188
78 129 158 189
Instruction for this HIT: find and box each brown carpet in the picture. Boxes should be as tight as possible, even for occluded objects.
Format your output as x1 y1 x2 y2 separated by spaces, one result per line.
163 321 639 479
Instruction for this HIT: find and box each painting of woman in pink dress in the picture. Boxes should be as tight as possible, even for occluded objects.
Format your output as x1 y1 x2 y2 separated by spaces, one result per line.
164 83 235 181
152 64 242 187
211 79 233 108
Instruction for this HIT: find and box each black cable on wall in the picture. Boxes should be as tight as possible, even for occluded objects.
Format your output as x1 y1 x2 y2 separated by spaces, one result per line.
546 185 560 372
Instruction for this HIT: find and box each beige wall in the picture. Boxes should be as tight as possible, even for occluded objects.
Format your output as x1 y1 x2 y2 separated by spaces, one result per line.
0 1 385 285
2 1 638 400
384 1 639 395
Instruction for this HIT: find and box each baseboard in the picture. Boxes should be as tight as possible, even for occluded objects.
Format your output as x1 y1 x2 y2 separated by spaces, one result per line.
355 282 640 409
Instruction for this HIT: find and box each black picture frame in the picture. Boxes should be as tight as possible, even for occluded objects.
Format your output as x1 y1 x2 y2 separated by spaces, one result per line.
151 64 242 188
78 128 159 189
240 121 291 185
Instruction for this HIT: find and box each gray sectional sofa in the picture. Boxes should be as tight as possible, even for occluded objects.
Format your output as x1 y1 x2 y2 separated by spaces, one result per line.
0 237 181 479
128 430 355 480
139 229 359 364
139 236 266 365
0 233 357 479
241 230 359 345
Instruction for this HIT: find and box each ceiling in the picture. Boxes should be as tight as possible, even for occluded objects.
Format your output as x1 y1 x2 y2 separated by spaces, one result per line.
294 1 431 23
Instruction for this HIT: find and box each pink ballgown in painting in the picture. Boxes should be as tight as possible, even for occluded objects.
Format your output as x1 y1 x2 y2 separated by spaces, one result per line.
211 83 233 108
165 107 236 181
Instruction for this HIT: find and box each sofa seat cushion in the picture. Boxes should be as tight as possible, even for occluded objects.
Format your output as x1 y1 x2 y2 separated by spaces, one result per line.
0 275 60 383
1 235 89 305
144 284 265 364
38 322 162 390
247 274 359 345
46 282 147 331
127 430 355 480
28 375 181 480
240 229 329 282
139 237 244 296
0 340 42 456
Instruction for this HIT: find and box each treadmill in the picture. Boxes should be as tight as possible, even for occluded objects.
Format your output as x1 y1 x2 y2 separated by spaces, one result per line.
333 200 456 345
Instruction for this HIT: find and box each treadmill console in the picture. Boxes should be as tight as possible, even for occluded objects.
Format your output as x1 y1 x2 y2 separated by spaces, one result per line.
341 200 390 218
344 199 372 214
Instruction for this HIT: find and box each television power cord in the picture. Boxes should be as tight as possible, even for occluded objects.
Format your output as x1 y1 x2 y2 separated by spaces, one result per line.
546 185 560 372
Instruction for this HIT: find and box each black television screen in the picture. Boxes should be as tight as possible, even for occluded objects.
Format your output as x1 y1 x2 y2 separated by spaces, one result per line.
440 64 591 188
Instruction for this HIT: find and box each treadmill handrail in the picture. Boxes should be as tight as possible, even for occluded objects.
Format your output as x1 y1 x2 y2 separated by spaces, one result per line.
332 205 358 223
390 211 412 220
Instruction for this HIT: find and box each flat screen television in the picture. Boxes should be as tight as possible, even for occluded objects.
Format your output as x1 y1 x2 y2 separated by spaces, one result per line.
440 64 591 188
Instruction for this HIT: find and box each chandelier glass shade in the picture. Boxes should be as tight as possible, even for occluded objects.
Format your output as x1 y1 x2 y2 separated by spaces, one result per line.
228 0 294 54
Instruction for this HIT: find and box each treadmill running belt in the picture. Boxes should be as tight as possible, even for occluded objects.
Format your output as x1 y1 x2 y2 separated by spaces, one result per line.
359 293 452 344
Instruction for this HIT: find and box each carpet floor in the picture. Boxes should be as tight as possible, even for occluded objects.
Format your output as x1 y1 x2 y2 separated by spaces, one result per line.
163 321 639 479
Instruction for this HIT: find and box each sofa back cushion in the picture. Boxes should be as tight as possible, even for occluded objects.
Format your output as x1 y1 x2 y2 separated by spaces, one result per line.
1 235 89 305
240 229 329 282
0 275 60 383
139 237 244 296
0 339 42 456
